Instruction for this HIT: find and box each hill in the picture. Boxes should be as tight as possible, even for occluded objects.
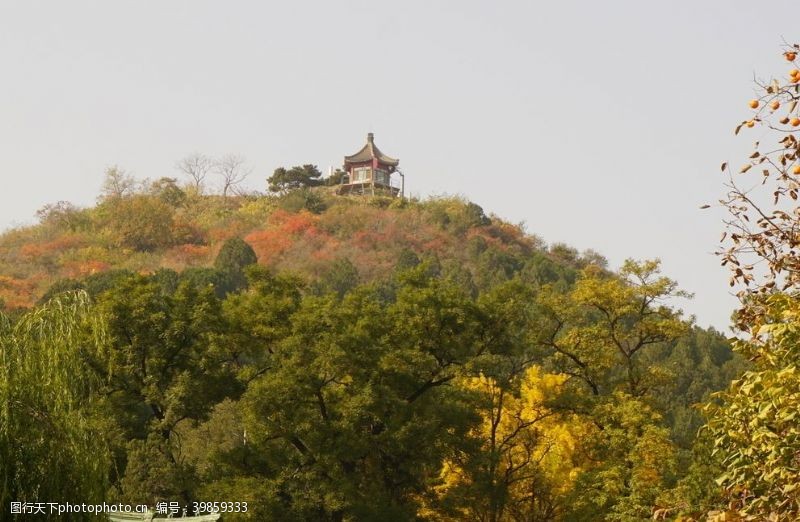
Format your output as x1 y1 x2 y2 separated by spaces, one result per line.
0 180 596 311
0 176 745 520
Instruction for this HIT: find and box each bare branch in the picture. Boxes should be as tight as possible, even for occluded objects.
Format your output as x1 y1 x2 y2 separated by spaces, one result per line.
214 154 252 197
175 153 213 193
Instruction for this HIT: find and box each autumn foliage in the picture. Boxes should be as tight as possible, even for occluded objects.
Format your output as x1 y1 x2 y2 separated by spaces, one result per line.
700 43 800 521
0 183 551 312
0 159 752 521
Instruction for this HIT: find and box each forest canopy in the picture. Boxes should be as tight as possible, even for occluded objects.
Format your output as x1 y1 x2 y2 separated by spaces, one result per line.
0 168 747 520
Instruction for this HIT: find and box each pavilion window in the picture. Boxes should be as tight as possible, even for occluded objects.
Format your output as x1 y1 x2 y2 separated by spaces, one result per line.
353 167 370 182
374 169 389 185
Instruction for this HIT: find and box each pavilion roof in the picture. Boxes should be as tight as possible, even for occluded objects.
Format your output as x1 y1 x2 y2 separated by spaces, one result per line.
344 133 399 167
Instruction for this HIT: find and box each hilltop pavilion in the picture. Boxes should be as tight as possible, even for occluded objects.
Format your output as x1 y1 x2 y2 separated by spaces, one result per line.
338 133 402 196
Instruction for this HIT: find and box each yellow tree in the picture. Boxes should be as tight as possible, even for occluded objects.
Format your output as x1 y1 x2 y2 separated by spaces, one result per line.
424 367 588 522
428 261 688 521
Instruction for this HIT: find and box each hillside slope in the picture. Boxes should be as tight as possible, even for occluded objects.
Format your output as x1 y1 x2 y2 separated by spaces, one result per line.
0 183 596 311
0 179 747 519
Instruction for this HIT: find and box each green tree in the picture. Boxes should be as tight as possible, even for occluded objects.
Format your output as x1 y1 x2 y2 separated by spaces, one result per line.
218 266 303 382
149 176 187 207
179 267 230 297
530 260 690 520
395 248 421 271
703 295 800 519
216 265 485 520
563 394 678 521
315 257 359 298
0 293 110 521
535 260 690 398
94 275 239 505
214 238 258 293
324 168 347 186
38 269 139 305
645 327 745 451
268 164 323 193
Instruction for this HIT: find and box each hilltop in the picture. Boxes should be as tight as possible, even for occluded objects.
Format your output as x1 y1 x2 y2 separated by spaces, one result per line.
0 178 599 312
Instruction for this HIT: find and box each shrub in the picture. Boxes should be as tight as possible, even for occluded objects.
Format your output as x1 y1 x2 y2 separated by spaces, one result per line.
277 188 327 214
104 195 176 251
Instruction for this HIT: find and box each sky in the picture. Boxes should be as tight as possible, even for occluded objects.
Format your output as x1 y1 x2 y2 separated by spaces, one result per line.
0 0 797 331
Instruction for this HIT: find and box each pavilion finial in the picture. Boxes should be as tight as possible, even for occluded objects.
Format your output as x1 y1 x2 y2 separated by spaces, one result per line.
367 132 374 143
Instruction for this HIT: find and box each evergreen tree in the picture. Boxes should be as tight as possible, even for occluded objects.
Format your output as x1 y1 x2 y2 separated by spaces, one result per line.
214 238 258 293
268 164 323 193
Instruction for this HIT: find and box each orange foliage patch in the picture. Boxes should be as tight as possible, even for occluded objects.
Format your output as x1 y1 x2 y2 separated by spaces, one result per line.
269 209 319 235
167 244 211 266
422 236 449 252
19 234 86 260
208 226 238 243
244 210 323 265
486 222 526 245
244 229 294 265
63 260 112 278
310 247 336 262
0 275 36 310
466 228 507 251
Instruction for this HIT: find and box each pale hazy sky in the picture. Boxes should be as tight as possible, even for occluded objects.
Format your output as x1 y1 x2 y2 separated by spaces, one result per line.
0 1 796 331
